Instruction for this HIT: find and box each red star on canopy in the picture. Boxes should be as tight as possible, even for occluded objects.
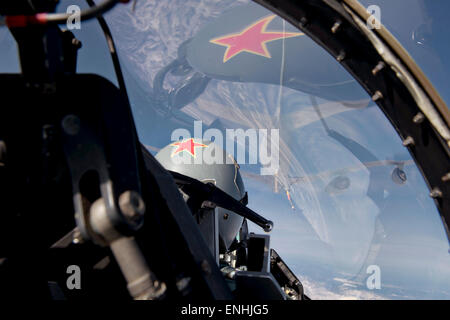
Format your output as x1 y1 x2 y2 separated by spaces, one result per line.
210 15 303 63
171 138 207 157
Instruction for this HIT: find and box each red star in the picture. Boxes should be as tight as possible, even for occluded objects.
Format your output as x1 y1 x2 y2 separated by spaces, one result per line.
210 15 303 63
171 138 207 157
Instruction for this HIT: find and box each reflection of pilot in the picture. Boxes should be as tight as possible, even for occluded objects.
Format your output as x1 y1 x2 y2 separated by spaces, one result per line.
106 0 440 287
107 0 383 279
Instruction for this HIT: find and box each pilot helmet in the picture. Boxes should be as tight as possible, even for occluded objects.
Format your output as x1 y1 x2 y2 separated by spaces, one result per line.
155 139 246 251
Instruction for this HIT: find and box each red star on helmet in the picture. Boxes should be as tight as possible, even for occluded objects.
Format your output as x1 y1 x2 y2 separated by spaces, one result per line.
171 138 207 157
210 15 303 63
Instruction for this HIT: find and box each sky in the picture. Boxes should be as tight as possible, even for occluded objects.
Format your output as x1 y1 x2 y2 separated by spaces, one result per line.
0 0 449 299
